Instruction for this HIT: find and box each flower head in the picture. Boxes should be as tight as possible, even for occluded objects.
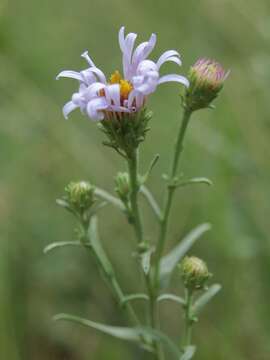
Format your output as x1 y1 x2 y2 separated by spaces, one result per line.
180 256 211 291
184 58 229 111
57 26 189 121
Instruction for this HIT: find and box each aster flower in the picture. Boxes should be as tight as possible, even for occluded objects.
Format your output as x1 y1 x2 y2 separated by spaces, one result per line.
56 26 189 121
184 58 229 111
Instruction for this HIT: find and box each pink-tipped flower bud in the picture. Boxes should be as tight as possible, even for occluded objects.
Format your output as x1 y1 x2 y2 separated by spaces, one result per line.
184 58 229 111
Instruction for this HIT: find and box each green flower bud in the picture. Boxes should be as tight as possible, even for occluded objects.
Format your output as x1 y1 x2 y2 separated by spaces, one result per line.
65 181 95 212
180 256 211 291
184 58 229 111
115 172 130 201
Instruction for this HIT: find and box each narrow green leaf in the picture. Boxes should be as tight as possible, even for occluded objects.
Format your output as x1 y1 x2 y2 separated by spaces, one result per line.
54 313 141 341
54 314 181 359
87 217 129 306
157 294 185 305
148 153 160 173
90 201 108 214
160 223 212 287
121 293 149 306
94 187 125 211
193 284 222 315
141 247 154 275
56 199 78 217
144 327 182 359
180 345 196 360
43 241 83 254
140 185 162 221
56 198 70 209
142 154 160 183
89 216 114 276
177 177 213 187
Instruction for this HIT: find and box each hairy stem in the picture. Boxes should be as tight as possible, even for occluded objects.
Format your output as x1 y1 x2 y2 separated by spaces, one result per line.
150 293 164 360
127 149 144 245
127 149 163 360
183 289 193 348
154 108 192 287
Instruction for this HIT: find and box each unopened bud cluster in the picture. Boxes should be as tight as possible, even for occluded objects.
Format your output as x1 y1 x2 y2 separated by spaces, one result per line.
65 181 95 213
115 172 130 202
184 58 229 111
180 256 211 291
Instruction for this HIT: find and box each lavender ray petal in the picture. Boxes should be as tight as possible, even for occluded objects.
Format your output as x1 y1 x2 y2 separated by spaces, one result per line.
62 101 79 119
105 84 121 106
88 67 107 84
118 26 126 52
56 70 83 81
81 51 96 67
86 97 108 121
158 74 189 87
156 50 181 69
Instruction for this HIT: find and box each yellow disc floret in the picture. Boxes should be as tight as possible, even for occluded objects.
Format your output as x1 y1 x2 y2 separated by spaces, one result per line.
119 79 133 100
110 70 122 84
109 70 133 102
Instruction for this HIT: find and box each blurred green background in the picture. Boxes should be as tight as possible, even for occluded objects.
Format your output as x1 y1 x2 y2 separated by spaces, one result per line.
1 0 269 359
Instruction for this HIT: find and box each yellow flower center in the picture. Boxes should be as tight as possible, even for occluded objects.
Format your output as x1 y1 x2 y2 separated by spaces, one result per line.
109 70 133 101
119 79 133 99
110 70 122 84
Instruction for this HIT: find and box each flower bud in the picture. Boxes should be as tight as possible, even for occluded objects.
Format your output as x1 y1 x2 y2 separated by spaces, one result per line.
180 256 211 291
65 181 95 212
114 172 130 202
184 58 229 111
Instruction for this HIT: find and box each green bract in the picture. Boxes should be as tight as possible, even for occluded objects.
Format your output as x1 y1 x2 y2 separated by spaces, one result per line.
115 172 130 201
180 256 211 291
65 181 95 212
98 108 152 158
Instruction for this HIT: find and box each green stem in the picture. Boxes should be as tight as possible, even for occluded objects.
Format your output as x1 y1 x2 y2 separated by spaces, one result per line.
154 108 192 286
127 149 163 360
127 149 144 245
149 293 164 360
183 289 193 348
147 108 192 358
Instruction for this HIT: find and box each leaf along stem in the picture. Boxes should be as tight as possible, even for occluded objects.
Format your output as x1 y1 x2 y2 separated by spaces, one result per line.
83 218 140 326
140 185 162 222
94 187 125 211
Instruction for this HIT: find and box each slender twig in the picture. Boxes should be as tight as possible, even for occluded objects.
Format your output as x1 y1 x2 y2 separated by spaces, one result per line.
127 149 144 245
154 108 192 287
183 289 194 348
127 149 163 360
